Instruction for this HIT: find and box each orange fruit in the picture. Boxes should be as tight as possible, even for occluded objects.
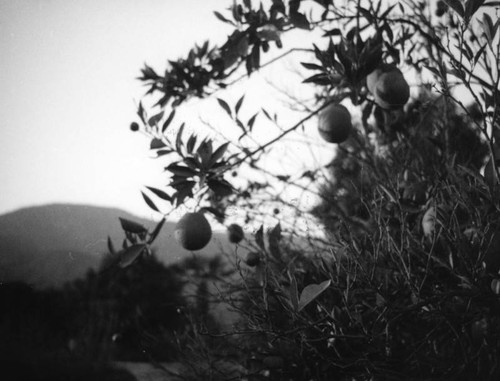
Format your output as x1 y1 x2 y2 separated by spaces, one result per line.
317 103 352 143
175 212 212 251
367 64 409 109
227 223 244 244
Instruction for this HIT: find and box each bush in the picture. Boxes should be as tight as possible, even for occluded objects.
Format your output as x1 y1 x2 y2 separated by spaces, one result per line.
115 0 500 379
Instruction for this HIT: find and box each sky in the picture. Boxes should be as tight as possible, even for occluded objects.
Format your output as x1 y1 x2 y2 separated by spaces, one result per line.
0 0 331 224
0 0 236 218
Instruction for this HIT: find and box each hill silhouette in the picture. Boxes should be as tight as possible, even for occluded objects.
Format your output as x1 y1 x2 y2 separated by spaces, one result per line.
0 203 232 288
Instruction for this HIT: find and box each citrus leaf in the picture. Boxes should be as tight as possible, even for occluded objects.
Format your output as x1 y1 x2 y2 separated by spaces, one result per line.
107 236 116 255
235 94 245 114
162 109 176 133
148 111 164 127
217 98 232 117
119 217 147 234
298 280 331 312
148 217 166 244
142 191 160 212
255 225 265 250
210 142 230 165
119 244 147 268
145 186 172 202
150 138 167 150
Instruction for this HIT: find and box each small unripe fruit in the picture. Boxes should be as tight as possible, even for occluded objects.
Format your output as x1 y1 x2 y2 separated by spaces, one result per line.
317 104 352 144
367 65 410 109
130 122 139 131
227 223 244 244
175 212 212 251
245 252 260 267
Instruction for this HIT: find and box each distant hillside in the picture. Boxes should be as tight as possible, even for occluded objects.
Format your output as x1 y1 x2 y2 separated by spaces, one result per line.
0 204 235 288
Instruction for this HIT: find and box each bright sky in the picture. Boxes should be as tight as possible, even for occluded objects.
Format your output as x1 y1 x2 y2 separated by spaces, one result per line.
0 0 235 218
0 0 332 224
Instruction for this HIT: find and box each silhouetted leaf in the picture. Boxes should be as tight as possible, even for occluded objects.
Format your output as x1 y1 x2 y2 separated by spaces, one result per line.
166 164 198 177
107 236 116 255
162 109 176 133
214 10 235 25
142 191 160 212
150 138 167 150
146 186 172 202
207 178 233 196
301 62 324 71
255 225 265 250
235 94 245 114
148 111 164 127
175 123 185 153
298 280 331 312
148 218 166 244
210 142 230 164
119 217 148 234
217 98 232 117
247 112 258 131
268 223 282 259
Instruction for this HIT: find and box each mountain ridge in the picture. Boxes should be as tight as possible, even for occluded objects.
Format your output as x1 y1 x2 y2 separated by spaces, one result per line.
0 203 233 288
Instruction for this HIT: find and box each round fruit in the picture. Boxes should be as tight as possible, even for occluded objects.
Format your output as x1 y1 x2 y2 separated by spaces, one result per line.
175 212 212 251
245 252 260 267
484 157 500 188
130 122 139 132
317 104 352 144
227 223 244 244
367 65 410 109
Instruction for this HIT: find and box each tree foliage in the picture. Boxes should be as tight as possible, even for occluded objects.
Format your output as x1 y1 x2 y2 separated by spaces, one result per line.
119 0 500 379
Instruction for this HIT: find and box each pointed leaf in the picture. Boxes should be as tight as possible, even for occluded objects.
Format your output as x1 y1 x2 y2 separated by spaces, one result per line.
210 142 230 164
119 244 147 268
107 236 116 255
142 191 160 212
146 186 172 202
298 280 331 312
235 94 245 114
268 223 281 259
255 225 265 250
175 123 185 153
217 98 232 117
148 111 164 127
148 217 166 244
119 217 148 234
162 109 176 133
150 138 167 150
247 112 258 131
